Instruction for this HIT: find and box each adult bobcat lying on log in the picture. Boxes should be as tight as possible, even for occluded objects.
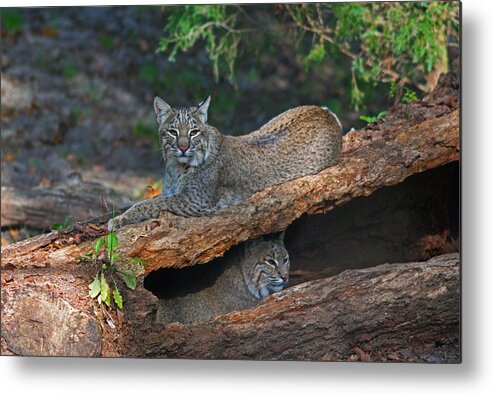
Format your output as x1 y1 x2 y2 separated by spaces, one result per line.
108 96 342 230
156 232 289 325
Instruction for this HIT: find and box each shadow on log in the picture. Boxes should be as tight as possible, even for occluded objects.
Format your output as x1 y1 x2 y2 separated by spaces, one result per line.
285 161 459 285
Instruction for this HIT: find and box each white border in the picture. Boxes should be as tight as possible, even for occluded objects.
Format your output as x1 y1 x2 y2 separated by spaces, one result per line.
2 0 493 394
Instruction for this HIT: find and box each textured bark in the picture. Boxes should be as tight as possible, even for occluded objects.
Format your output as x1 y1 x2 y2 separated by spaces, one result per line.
1 174 131 229
1 253 459 361
1 286 102 357
128 253 460 362
283 161 459 283
1 109 459 273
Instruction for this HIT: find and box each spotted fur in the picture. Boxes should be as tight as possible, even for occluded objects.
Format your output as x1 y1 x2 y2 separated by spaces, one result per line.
108 96 342 230
156 232 289 325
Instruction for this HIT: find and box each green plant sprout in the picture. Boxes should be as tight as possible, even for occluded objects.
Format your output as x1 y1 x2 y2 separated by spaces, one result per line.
52 213 73 231
360 111 387 124
79 231 148 310
402 87 419 103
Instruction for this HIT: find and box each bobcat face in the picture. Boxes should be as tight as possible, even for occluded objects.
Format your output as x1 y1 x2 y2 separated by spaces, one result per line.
246 234 290 300
154 96 213 166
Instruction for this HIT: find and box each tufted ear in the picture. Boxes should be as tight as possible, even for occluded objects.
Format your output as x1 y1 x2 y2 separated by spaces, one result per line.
194 96 211 123
263 230 286 243
154 97 172 124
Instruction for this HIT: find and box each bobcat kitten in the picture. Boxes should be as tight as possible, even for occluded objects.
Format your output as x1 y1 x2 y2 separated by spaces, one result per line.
108 96 342 230
155 232 289 325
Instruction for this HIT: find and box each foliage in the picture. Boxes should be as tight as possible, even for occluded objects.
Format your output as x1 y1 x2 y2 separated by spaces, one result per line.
402 87 419 103
159 5 243 81
79 231 148 310
158 2 459 109
360 111 387 124
133 119 156 139
99 33 115 51
52 213 73 231
1 8 24 34
62 62 79 79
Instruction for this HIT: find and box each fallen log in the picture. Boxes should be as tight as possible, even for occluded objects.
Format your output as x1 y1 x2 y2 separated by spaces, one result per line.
1 108 459 272
131 253 460 362
1 253 460 361
1 173 131 230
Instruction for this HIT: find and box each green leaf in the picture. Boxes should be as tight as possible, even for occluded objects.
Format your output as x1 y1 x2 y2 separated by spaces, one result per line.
129 257 149 266
94 237 105 256
63 213 73 227
110 253 120 264
88 275 101 299
52 223 63 231
102 288 111 307
113 286 123 309
303 43 326 71
1 9 24 34
107 232 118 260
359 115 378 123
402 87 418 103
118 269 137 290
100 273 110 304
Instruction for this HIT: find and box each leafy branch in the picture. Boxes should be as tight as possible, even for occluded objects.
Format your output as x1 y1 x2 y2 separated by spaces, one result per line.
79 231 147 310
157 3 459 109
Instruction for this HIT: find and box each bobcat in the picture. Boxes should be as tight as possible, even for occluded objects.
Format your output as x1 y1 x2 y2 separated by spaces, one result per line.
108 96 342 230
155 232 289 325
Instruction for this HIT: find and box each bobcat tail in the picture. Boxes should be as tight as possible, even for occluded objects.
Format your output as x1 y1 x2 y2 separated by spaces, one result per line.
321 106 343 132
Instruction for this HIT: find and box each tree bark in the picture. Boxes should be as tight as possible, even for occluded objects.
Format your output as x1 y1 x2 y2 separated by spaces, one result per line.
1 109 459 272
1 253 460 361
130 253 459 362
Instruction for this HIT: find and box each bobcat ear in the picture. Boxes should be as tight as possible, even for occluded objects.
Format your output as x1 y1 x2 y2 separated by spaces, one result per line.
154 97 172 124
194 96 211 123
263 230 285 242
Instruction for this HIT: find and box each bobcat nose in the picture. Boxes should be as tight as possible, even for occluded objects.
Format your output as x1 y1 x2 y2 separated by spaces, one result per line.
281 274 288 282
178 145 189 153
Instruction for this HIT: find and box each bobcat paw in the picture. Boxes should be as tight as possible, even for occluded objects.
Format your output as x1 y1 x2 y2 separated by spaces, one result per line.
108 213 152 231
107 215 126 232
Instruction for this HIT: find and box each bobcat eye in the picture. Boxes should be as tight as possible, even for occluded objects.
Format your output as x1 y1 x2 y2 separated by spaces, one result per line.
265 259 277 267
189 128 200 137
167 129 179 137
283 257 289 264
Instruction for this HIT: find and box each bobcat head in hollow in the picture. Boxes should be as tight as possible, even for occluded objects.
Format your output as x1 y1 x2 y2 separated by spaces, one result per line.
242 231 290 300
